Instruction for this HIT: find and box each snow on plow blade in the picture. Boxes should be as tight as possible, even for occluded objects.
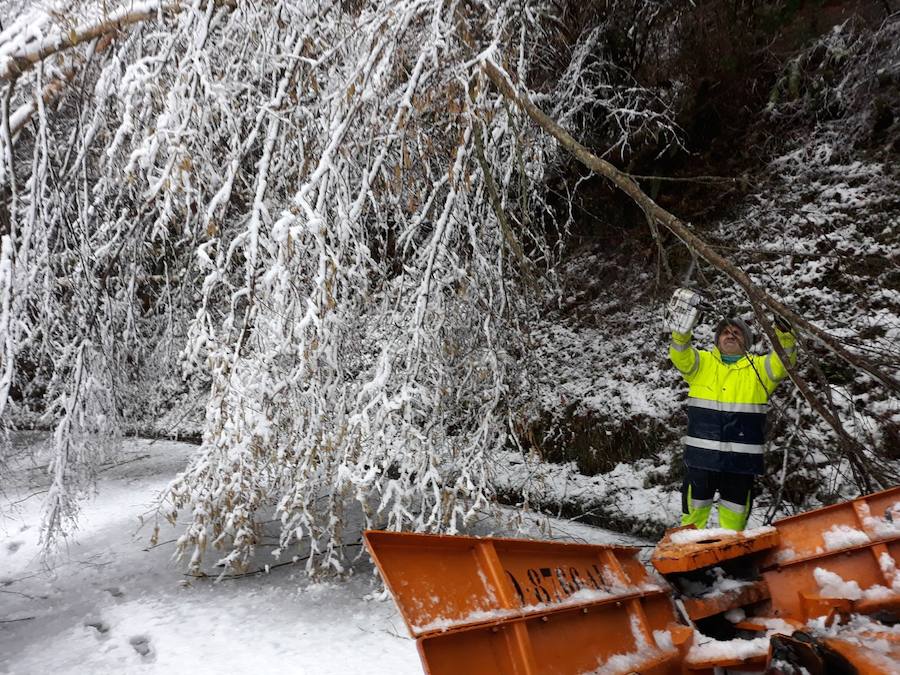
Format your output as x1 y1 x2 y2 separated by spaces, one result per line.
366 486 900 674
363 531 689 674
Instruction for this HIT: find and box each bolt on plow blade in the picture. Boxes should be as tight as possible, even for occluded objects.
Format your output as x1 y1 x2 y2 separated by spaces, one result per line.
363 531 690 675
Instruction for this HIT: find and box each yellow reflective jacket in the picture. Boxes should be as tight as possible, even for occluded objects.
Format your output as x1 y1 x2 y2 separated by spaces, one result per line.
669 328 797 475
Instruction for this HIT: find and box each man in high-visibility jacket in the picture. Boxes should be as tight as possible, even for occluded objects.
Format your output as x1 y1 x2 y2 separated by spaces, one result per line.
668 294 797 531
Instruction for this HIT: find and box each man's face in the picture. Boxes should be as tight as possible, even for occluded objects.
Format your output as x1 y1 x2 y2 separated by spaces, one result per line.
718 324 746 356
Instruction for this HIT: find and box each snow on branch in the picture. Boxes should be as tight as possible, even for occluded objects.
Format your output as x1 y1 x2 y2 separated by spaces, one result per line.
4 0 894 571
0 0 192 83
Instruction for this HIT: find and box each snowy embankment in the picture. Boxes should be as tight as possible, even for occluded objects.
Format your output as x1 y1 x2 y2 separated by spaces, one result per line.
0 435 645 674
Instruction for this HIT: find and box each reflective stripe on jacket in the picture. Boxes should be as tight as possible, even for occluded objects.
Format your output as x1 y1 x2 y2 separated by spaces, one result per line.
669 328 797 475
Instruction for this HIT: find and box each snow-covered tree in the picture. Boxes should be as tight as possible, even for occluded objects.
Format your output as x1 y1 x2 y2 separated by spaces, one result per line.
1 0 896 572
0 0 683 569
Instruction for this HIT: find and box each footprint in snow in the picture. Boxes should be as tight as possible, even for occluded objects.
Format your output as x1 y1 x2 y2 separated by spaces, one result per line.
129 635 153 659
85 620 111 638
6 541 23 554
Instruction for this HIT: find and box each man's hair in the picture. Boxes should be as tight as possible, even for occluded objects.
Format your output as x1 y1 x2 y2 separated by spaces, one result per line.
714 317 753 349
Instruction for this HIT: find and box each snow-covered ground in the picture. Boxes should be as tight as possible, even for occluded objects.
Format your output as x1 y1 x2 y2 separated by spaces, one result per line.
0 436 646 674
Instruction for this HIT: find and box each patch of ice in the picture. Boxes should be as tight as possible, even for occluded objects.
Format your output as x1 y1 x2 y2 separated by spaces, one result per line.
808 612 900 639
725 608 746 623
877 552 900 593
878 551 897 577
773 547 797 563
584 614 675 675
722 610 794 636
475 568 498 604
863 506 900 539
709 574 751 597
753 617 796 635
653 629 674 651
862 584 894 601
413 609 508 634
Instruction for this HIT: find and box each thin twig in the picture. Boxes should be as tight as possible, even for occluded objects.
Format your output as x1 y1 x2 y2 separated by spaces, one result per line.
98 454 150 473
143 538 177 552
9 489 48 505
186 542 365 581
629 173 749 185
0 588 39 600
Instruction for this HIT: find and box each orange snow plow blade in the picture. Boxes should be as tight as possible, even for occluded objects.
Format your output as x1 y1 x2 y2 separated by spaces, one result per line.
651 525 779 574
761 485 900 566
363 531 690 675
365 486 900 674
761 485 900 623
681 578 770 621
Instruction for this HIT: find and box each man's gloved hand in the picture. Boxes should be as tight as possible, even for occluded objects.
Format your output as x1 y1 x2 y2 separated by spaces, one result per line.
773 314 792 332
665 288 704 334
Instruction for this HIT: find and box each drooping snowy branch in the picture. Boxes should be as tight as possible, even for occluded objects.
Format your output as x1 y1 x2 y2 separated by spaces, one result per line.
0 0 190 83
